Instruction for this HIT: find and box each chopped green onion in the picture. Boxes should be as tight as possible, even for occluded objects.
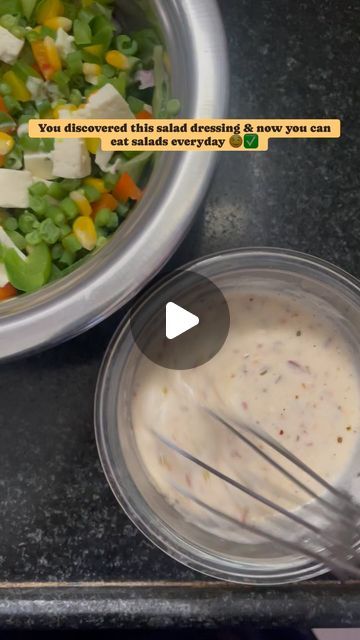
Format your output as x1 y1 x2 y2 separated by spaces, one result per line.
66 51 83 76
116 35 138 56
8 230 26 250
73 19 92 46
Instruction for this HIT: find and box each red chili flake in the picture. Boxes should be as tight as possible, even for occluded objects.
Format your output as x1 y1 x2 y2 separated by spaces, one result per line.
242 401 248 411
279 429 284 435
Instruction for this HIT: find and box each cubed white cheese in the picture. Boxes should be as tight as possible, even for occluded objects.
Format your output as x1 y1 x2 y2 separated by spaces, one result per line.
0 26 24 64
57 107 75 119
17 122 28 137
0 169 33 208
26 77 47 100
52 139 91 179
0 227 26 287
95 149 122 174
80 84 135 119
55 28 74 60
24 152 54 181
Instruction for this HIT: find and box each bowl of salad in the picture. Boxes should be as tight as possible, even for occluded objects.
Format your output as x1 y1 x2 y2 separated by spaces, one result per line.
0 0 228 359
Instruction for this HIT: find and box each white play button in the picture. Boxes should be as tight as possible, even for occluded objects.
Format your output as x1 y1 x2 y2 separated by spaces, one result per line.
165 302 199 340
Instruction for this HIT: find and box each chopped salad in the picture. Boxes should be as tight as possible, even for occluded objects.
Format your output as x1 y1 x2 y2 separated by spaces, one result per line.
0 0 179 301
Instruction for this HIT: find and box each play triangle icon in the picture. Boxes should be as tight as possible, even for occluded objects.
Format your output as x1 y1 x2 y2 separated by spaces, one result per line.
165 302 200 340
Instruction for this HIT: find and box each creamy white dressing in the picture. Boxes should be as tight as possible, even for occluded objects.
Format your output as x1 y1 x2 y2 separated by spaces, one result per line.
132 291 360 531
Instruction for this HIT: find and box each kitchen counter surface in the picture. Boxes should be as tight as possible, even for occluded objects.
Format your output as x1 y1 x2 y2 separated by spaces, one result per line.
1 0 359 629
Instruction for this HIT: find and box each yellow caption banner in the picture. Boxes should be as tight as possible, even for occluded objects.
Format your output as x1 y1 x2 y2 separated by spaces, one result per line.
28 119 341 152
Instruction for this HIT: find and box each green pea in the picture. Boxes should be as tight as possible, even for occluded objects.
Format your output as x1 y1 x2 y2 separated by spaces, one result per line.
39 219 60 245
62 233 82 254
51 243 63 261
29 195 47 217
60 179 82 193
19 212 38 234
96 236 108 249
69 89 83 106
103 173 118 190
59 224 72 239
46 206 65 226
29 181 48 197
107 211 119 230
59 249 75 267
82 184 101 203
95 207 111 227
4 216 18 232
117 202 130 218
25 230 42 246
48 182 67 200
60 197 78 220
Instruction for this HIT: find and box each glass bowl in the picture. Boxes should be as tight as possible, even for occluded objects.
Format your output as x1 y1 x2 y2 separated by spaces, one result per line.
95 248 360 585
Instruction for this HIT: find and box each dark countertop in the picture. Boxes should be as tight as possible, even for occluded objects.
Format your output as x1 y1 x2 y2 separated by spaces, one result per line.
1 0 359 630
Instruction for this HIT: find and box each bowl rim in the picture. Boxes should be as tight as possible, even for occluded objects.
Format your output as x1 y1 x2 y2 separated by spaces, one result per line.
0 0 230 361
94 246 360 585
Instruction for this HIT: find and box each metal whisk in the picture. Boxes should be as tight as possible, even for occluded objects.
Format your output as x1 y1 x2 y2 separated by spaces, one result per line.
152 408 360 579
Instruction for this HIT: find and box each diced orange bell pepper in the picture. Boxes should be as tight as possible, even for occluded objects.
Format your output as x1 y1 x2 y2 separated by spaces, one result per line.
31 38 61 81
113 173 142 202
92 192 118 215
0 282 17 301
136 110 153 119
0 97 8 114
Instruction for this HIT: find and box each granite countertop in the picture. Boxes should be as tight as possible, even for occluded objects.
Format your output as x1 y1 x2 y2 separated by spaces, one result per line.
1 0 359 630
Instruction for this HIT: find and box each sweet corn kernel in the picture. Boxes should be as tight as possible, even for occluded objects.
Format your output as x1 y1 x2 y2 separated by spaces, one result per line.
36 0 65 24
73 216 97 250
105 50 129 70
70 191 92 217
84 177 107 193
44 17 72 31
3 71 31 102
83 44 104 58
83 63 101 77
85 138 100 154
0 133 14 155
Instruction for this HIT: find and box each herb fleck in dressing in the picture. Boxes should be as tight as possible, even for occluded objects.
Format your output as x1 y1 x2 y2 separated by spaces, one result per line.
132 292 360 530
